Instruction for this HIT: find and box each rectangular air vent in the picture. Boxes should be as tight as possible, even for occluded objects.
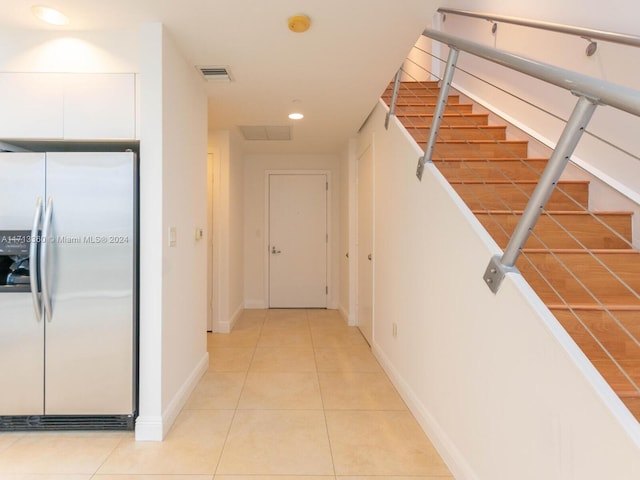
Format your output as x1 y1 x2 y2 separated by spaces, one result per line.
239 125 291 141
197 65 233 82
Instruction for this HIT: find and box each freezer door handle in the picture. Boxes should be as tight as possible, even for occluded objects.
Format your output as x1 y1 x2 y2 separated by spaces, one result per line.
30 197 44 321
40 197 54 322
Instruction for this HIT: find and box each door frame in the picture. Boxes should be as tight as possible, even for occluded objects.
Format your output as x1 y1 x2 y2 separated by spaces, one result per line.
355 140 374 343
264 170 332 308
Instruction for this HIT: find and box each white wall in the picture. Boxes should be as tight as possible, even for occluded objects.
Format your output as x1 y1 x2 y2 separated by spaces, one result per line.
0 28 138 73
359 99 640 479
244 154 341 310
209 130 245 332
158 26 209 431
136 23 209 440
438 0 640 202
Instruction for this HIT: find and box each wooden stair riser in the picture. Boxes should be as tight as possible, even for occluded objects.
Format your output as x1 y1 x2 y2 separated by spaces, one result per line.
518 251 640 306
476 212 632 250
383 94 460 104
433 141 529 159
434 159 548 182
406 125 506 142
397 113 489 128
552 310 640 361
551 311 640 401
385 81 440 92
453 181 589 211
622 397 640 422
395 104 474 115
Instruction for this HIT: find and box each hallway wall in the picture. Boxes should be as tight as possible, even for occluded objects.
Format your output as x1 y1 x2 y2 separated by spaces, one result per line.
244 154 341 310
359 99 640 480
209 129 245 332
137 23 209 440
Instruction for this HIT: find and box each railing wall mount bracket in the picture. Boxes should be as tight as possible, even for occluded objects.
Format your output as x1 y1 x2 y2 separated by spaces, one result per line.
483 255 518 294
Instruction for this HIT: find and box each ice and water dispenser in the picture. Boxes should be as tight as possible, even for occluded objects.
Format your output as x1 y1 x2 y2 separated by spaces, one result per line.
0 230 34 292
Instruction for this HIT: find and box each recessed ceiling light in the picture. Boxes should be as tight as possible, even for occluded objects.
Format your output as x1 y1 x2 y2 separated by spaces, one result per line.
31 5 69 26
288 113 304 120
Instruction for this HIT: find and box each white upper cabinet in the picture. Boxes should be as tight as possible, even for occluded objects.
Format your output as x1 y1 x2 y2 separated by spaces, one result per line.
0 73 136 140
0 73 65 139
64 74 135 140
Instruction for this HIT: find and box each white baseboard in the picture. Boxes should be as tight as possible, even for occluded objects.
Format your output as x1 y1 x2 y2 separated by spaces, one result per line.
244 300 267 309
338 304 351 325
217 305 244 333
372 343 478 480
134 415 164 441
134 351 209 441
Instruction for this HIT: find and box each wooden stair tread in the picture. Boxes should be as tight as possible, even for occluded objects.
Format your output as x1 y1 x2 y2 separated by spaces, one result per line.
453 182 589 211
397 114 489 127
385 81 440 89
394 102 471 107
549 304 640 311
433 157 547 162
477 211 632 250
472 210 633 215
450 179 588 185
517 251 640 306
434 139 527 145
396 104 474 114
383 94 460 102
524 248 637 254
434 159 548 182
407 125 507 141
406 125 504 130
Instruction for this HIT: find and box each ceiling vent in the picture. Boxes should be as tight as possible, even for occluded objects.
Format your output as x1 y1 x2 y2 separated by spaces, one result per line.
197 65 233 82
239 126 292 141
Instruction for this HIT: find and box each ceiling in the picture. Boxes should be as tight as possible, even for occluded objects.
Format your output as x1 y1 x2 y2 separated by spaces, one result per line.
0 1 437 154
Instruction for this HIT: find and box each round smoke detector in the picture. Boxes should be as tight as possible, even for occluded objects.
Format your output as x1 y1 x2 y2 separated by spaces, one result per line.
288 15 311 33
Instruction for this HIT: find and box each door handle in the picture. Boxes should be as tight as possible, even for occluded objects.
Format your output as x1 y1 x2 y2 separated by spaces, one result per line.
368 253 372 261
271 246 282 254
30 197 43 321
40 197 53 323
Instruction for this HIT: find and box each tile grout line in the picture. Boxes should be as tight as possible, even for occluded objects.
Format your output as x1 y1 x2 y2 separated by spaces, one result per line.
309 309 339 479
211 312 266 477
90 432 131 477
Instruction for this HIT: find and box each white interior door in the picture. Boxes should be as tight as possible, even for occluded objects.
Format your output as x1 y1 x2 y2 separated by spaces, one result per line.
269 174 327 308
357 146 373 345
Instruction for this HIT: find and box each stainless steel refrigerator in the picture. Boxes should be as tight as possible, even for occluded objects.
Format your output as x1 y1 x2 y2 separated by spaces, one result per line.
0 151 137 430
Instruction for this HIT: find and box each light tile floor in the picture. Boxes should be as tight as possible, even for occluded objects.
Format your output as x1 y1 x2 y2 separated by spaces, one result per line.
0 309 454 480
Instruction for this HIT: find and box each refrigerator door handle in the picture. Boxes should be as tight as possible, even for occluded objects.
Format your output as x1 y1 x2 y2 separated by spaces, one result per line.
40 197 54 323
29 197 44 321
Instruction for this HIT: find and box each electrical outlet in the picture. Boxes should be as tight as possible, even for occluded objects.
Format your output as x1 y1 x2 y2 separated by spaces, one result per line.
392 323 398 338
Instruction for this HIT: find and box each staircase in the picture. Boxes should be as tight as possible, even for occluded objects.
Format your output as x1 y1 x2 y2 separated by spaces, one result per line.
384 81 640 421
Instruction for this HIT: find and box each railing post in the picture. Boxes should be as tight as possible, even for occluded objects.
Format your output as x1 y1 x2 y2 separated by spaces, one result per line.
483 94 599 293
385 68 403 130
416 47 459 181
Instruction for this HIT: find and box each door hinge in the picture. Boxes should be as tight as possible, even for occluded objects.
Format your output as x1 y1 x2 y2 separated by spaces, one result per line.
326 233 328 243
325 286 328 295
326 181 328 191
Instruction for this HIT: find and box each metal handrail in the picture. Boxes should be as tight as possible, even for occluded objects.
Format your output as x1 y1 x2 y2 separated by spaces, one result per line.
423 28 640 116
437 8 640 48
416 27 640 293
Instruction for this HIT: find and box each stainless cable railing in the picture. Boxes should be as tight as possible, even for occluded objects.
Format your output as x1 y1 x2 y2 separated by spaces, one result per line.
414 27 640 292
381 22 640 420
